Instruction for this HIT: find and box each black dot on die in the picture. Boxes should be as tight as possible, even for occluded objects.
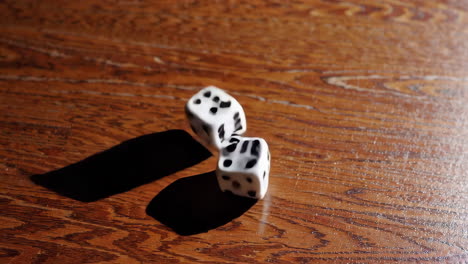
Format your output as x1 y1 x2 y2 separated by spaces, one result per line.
248 191 256 197
218 124 225 140
210 107 218 114
223 159 232 167
245 159 257 169
246 177 252 183
220 101 231 108
240 141 249 153
251 140 260 156
232 181 241 189
222 175 230 180
263 171 266 179
194 99 201 104
213 96 220 102
226 143 237 152
204 91 211 97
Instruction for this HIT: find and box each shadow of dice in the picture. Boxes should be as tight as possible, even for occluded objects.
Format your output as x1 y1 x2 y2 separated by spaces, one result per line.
30 130 212 202
146 171 256 235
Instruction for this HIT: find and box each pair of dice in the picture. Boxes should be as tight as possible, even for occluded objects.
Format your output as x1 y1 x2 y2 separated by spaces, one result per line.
185 86 270 199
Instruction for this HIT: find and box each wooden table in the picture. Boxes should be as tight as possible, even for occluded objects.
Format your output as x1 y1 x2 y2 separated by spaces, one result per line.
1 1 467 263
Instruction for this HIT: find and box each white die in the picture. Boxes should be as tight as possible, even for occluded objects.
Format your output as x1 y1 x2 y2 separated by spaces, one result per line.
216 135 270 199
185 86 247 149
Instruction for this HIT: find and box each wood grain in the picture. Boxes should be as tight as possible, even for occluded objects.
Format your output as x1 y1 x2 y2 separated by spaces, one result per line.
1 0 467 263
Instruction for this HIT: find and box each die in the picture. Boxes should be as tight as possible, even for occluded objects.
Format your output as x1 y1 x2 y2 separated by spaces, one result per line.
216 135 270 199
185 86 247 149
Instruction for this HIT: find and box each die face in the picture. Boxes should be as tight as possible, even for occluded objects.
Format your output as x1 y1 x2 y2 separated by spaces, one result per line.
219 136 268 174
217 136 270 199
216 170 262 199
185 86 247 149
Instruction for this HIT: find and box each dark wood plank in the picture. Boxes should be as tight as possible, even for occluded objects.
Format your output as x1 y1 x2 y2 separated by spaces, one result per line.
1 0 467 263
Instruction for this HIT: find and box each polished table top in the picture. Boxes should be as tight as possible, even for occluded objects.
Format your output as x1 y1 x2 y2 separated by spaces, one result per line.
1 1 467 263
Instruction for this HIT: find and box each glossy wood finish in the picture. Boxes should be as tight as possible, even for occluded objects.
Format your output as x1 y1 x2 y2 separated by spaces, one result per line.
1 0 467 263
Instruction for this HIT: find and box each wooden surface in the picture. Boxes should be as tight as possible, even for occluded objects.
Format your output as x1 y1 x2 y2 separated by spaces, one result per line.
1 0 468 263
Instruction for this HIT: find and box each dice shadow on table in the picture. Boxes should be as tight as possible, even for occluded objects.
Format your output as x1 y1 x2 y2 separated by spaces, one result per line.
146 171 257 236
30 129 212 202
